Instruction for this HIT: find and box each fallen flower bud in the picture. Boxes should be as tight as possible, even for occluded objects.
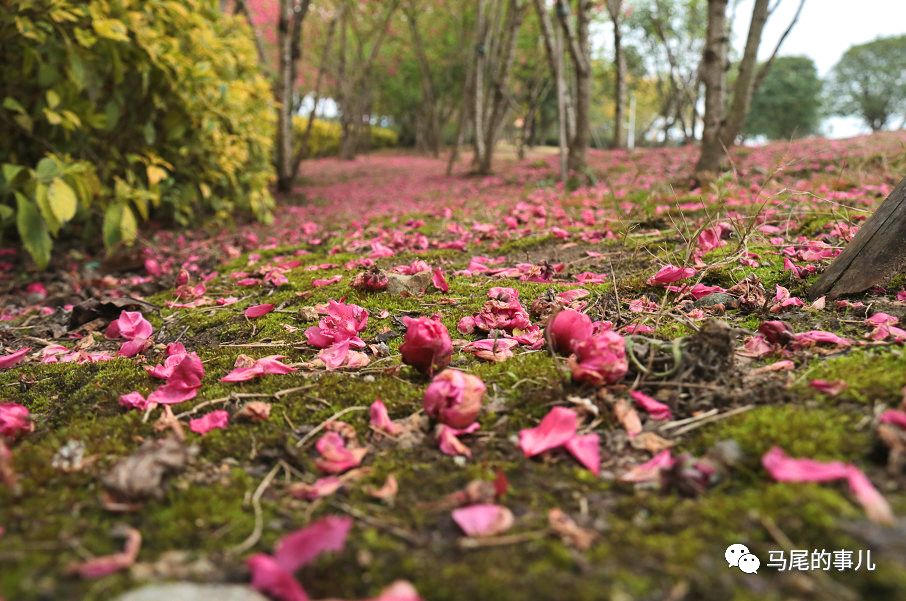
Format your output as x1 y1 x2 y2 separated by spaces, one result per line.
547 309 593 354
399 315 453 375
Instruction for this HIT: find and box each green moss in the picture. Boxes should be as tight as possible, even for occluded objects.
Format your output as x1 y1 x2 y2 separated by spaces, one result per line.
798 347 906 404
689 405 869 466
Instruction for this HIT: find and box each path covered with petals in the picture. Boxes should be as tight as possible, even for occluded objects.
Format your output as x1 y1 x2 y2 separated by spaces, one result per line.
2 133 906 600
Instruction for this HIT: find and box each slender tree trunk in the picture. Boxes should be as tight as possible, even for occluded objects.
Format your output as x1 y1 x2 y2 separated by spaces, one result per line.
694 0 729 174
275 0 295 192
557 0 591 174
719 0 769 148
478 0 525 175
274 0 311 192
608 0 625 148
532 0 568 180
472 0 489 168
447 2 477 175
292 14 338 175
406 4 442 156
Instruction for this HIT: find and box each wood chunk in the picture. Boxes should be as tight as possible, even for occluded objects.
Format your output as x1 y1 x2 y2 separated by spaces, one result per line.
809 177 906 299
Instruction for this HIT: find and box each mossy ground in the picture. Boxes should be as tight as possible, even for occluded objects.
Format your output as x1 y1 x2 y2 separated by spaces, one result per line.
2 142 906 601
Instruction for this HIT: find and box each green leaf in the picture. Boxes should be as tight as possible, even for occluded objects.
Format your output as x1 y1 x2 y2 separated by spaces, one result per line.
46 89 60 108
92 18 130 42
120 204 137 243
103 203 137 249
35 157 61 183
48 178 77 223
15 193 52 268
2 164 24 184
103 203 122 248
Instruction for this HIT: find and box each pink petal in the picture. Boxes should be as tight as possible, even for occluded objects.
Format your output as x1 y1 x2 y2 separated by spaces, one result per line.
432 268 449 293
629 390 673 421
437 423 480 457
647 265 696 285
370 399 401 435
880 409 906 430
257 355 297 375
118 337 151 358
118 392 151 412
315 432 367 474
319 340 351 370
245 303 275 318
846 467 895 525
247 553 310 601
809 379 847 396
0 348 30 370
762 447 894 523
762 447 851 482
451 504 514 537
274 515 353 571
518 407 578 457
313 275 343 288
290 477 344 501
189 410 229 435
563 434 601 475
369 581 423 601
619 450 675 483
71 527 141 579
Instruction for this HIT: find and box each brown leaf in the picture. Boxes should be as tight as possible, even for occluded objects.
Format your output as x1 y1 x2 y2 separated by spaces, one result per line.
366 474 399 502
102 438 193 501
548 508 596 551
630 431 675 453
613 398 642 437
236 401 272 422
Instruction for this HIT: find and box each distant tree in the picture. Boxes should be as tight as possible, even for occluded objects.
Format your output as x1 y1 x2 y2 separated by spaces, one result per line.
829 35 906 132
743 55 821 140
695 0 805 174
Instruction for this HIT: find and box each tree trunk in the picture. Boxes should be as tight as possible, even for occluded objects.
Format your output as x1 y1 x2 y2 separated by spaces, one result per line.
557 0 591 174
608 0 625 149
694 0 729 175
406 4 442 157
472 0 489 168
338 1 400 161
274 0 310 192
479 0 524 175
808 176 906 299
532 0 568 180
275 0 295 192
719 0 769 148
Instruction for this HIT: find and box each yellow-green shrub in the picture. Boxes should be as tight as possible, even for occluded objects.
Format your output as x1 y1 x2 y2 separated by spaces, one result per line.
292 117 398 159
0 0 275 267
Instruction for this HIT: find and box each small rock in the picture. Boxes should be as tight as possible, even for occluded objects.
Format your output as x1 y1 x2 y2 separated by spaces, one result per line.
52 439 87 473
114 583 267 601
386 271 432 297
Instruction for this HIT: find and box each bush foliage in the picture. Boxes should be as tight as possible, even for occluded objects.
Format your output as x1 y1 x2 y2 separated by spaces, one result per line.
0 0 276 267
292 117 399 159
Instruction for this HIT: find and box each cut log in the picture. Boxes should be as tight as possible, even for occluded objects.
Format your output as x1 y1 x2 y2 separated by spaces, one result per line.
808 176 906 299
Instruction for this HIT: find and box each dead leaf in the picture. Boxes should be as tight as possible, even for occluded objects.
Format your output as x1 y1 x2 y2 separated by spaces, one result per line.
630 431 674 453
613 398 642 437
366 474 399 502
236 401 272 422
548 508 596 551
102 437 193 501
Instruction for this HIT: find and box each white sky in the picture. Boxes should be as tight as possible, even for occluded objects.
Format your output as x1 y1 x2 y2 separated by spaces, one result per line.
731 0 906 137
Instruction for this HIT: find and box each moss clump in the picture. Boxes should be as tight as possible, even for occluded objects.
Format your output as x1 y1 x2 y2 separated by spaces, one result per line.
689 404 870 467
799 347 906 404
